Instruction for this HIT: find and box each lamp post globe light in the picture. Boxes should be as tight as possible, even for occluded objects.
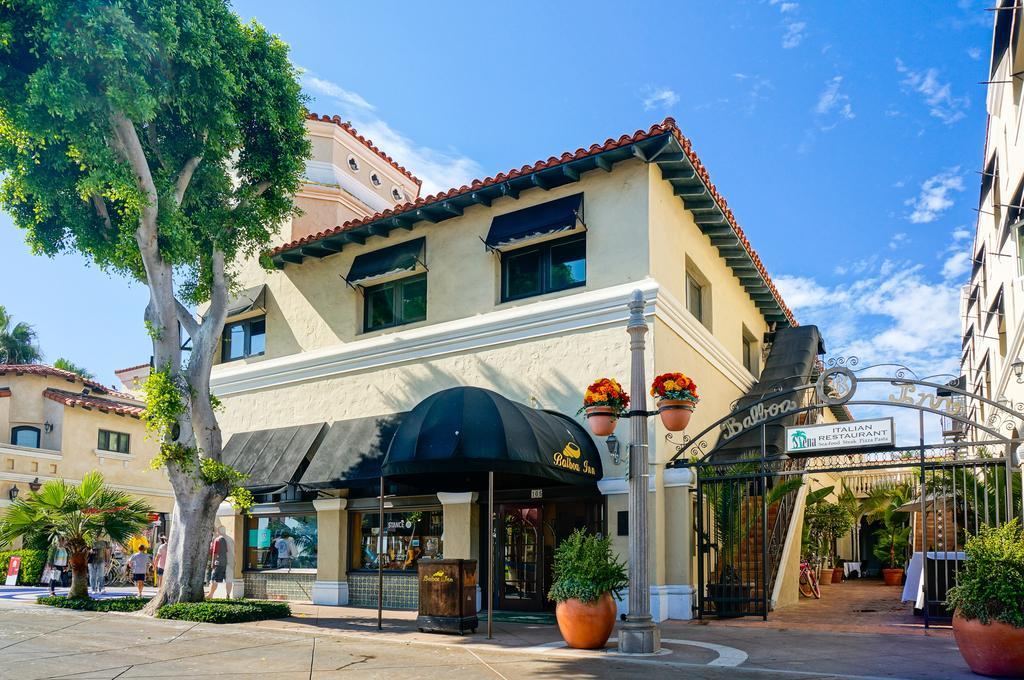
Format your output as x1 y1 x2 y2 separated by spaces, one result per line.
618 289 661 654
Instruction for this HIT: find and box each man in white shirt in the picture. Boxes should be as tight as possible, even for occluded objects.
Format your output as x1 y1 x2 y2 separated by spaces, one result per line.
128 547 152 597
274 534 291 570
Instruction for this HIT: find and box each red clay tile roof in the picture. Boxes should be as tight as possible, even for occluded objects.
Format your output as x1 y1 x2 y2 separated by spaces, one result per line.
274 118 795 326
308 113 422 187
0 364 128 395
43 388 145 418
114 362 151 375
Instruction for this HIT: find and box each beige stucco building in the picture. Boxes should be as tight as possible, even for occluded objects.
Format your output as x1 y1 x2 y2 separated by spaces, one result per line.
208 113 834 619
0 364 173 523
962 1 1024 419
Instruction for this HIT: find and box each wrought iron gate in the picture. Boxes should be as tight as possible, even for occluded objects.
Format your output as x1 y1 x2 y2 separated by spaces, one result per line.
669 360 1024 624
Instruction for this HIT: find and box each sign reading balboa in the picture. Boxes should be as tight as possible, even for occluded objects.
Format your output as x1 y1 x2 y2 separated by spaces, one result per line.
785 418 895 454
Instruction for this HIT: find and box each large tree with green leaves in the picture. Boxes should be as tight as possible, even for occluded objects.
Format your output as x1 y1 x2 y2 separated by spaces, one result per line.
0 0 309 609
0 305 41 364
0 471 153 599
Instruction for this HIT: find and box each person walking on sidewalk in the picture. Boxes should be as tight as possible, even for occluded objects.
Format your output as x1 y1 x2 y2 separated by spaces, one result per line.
86 541 109 595
154 536 167 589
206 528 229 598
128 546 152 597
44 539 68 595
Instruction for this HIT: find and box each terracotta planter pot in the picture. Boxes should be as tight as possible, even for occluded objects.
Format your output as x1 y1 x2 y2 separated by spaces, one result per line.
818 567 834 585
555 592 617 650
953 612 1024 677
585 406 618 437
882 568 904 586
833 567 844 583
658 399 695 432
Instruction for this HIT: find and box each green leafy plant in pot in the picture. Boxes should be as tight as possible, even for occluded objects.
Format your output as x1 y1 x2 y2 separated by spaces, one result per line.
945 520 1024 677
548 529 627 649
863 482 912 586
806 502 855 585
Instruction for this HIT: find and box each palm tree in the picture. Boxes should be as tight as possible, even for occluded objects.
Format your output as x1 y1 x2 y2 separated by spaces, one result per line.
53 358 95 380
0 471 152 598
0 305 41 364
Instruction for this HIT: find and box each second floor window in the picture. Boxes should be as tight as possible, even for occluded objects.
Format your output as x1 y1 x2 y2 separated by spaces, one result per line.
222 316 266 361
11 426 40 449
742 334 758 375
686 273 706 325
98 429 130 454
501 234 586 302
364 275 427 332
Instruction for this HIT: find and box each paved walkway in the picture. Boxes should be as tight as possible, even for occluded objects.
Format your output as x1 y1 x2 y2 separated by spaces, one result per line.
0 587 976 679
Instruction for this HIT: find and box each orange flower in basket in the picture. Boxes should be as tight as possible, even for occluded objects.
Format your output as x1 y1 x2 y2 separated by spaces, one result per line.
650 372 699 403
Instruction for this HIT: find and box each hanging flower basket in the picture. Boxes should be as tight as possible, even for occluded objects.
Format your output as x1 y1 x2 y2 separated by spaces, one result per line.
578 378 629 437
651 372 699 432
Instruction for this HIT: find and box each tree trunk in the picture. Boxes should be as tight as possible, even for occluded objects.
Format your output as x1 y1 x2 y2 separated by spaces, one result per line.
142 483 222 614
68 550 89 600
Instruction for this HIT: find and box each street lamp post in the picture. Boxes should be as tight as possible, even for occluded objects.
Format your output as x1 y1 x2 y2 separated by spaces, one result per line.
618 289 661 655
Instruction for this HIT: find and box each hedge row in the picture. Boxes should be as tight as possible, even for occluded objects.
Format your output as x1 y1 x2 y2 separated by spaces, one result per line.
156 599 291 623
0 549 46 585
36 596 150 612
35 595 290 623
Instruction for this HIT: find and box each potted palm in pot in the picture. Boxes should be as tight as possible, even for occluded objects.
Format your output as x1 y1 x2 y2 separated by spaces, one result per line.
578 378 629 437
946 520 1024 677
862 482 913 586
548 528 627 649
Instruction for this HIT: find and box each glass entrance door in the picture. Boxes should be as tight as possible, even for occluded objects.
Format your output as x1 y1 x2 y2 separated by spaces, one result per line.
497 504 544 611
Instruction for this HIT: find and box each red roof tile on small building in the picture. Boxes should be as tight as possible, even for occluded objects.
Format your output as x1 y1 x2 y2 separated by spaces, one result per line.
308 113 422 187
0 364 125 395
43 388 145 418
114 362 151 376
273 118 795 325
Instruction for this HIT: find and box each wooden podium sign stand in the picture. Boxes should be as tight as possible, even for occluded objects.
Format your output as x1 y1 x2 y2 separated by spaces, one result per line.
416 558 478 635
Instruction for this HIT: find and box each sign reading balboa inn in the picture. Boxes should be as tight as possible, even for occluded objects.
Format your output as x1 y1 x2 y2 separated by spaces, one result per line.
785 418 895 454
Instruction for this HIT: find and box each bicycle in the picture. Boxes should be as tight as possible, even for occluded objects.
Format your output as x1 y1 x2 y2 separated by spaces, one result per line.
798 560 820 599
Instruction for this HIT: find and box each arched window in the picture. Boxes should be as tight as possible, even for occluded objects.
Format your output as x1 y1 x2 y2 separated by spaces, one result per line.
347 156 360 172
391 186 403 202
11 426 40 449
370 173 382 187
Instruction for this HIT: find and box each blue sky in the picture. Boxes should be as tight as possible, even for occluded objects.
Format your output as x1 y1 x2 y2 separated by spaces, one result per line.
0 0 993 387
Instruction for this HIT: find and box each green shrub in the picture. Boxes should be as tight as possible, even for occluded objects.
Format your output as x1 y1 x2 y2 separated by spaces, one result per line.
547 528 627 604
36 596 150 612
946 521 1024 628
0 549 46 585
156 599 291 623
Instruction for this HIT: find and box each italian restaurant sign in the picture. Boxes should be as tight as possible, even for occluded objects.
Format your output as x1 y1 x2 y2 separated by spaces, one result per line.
785 418 895 454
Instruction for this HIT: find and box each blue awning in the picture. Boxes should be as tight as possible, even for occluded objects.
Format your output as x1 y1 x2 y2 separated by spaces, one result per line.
484 193 584 249
345 237 425 286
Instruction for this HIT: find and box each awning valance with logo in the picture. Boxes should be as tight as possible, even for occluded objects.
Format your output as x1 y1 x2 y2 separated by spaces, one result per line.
484 193 584 250
381 386 602 490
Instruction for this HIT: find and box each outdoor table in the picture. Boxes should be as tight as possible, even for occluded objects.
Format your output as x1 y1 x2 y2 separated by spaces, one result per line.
901 551 966 609
843 562 861 578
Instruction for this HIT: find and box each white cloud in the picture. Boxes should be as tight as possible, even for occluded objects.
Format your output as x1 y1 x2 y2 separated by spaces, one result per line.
952 227 972 241
814 75 855 128
298 70 481 196
896 59 970 125
966 47 983 61
643 86 680 111
889 232 908 250
904 167 964 223
942 251 971 280
782 20 806 48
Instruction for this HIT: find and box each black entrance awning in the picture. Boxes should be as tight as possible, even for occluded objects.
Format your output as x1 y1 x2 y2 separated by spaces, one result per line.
298 413 406 489
484 193 583 249
711 325 824 462
344 237 425 286
221 422 326 491
382 386 602 489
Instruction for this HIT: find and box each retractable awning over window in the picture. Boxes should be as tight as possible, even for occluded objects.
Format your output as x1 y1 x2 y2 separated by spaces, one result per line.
484 193 584 250
225 284 266 318
344 237 426 287
298 413 407 489
382 386 602 490
221 422 326 492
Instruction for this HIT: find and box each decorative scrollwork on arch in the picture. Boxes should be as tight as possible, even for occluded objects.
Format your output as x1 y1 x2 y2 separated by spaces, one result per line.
825 355 860 369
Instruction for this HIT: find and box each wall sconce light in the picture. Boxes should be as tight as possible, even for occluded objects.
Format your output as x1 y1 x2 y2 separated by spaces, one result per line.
606 433 622 465
8 485 19 501
43 421 54 433
28 477 41 492
1013 358 1024 383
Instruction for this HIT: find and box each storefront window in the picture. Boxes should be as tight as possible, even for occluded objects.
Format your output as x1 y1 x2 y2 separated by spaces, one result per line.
244 514 317 570
350 509 443 571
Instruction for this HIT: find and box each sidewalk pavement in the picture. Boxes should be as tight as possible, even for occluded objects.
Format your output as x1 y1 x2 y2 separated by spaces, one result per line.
0 588 975 679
